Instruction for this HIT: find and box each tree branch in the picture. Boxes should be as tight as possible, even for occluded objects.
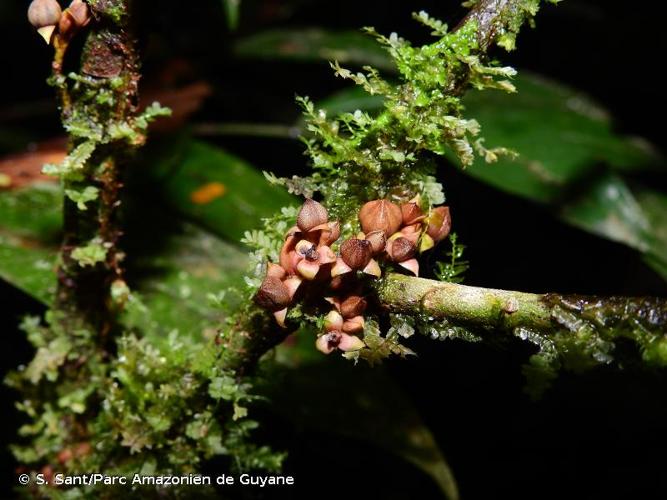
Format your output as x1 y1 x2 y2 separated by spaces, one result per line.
378 273 667 337
53 0 141 336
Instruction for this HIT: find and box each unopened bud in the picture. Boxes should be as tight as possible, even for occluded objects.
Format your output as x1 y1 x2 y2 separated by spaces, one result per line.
364 230 387 255
388 237 416 262
59 0 91 40
426 206 452 243
28 0 62 44
340 238 372 270
359 199 402 237
254 276 291 311
401 198 425 225
340 295 367 319
342 315 365 334
297 198 328 232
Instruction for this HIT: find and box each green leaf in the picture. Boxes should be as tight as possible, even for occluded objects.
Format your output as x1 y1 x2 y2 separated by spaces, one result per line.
265 343 458 499
560 174 667 280
122 222 248 342
459 72 660 203
0 184 61 303
234 28 395 71
145 138 294 242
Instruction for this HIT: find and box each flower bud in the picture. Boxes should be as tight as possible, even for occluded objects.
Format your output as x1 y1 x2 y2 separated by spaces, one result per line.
401 199 425 225
59 0 91 40
28 0 62 44
297 198 328 232
364 230 386 255
426 206 452 243
359 199 402 237
340 238 372 270
340 295 367 319
254 276 291 311
387 237 416 262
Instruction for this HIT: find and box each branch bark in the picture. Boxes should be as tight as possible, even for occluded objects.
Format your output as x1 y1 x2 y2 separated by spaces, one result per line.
53 0 140 336
378 273 667 336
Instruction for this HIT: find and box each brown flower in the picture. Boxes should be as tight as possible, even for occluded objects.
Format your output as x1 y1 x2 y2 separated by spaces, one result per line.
426 206 452 243
359 199 402 236
297 198 328 232
401 196 425 225
340 295 367 319
387 237 416 262
340 239 372 270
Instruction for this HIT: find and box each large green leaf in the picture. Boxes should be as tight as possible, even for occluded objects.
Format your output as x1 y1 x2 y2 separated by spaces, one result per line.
234 28 395 71
267 338 459 499
145 138 295 242
460 73 660 202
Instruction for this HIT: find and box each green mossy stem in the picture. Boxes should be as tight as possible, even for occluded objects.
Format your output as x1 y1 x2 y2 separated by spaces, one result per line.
54 0 140 335
378 273 667 336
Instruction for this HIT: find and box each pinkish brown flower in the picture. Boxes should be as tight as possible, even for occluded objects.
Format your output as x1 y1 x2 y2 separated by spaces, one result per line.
426 206 452 243
359 199 402 237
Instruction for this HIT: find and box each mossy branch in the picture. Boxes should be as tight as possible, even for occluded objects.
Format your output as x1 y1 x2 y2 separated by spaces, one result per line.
378 273 667 338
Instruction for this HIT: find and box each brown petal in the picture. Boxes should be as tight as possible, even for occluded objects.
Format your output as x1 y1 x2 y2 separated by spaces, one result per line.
318 220 341 246
364 230 387 255
388 237 416 262
340 295 367 319
401 201 425 226
342 316 365 334
340 238 372 270
297 198 328 232
359 199 402 237
266 263 286 280
426 206 452 243
254 276 291 311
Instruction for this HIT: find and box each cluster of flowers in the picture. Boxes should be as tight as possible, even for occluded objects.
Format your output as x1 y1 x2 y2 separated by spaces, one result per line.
28 0 90 44
254 197 451 354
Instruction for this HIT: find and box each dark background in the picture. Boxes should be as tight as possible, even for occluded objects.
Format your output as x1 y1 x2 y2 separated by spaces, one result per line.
1 0 666 498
